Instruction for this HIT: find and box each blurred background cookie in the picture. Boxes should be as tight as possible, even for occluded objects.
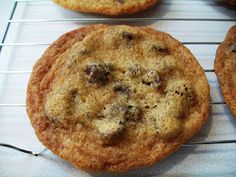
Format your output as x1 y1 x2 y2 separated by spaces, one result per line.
53 0 159 15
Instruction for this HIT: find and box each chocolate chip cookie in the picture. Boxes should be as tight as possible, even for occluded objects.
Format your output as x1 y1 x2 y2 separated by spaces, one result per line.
53 0 159 15
215 25 236 118
26 25 210 172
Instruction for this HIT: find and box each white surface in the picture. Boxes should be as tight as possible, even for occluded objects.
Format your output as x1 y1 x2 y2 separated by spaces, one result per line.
0 0 236 177
0 0 15 42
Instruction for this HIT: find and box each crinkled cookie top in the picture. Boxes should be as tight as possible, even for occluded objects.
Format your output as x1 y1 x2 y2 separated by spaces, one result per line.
27 25 210 172
53 0 158 15
45 26 202 144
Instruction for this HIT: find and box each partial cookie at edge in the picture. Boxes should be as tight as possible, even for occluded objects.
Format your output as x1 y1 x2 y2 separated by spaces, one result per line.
53 0 159 15
215 25 236 118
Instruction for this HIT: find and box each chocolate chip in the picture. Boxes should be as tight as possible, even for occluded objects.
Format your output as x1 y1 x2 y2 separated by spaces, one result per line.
107 102 141 121
124 105 141 121
142 80 152 86
85 65 94 75
152 45 166 53
113 83 130 94
228 42 236 53
85 63 112 85
70 89 79 100
122 31 134 41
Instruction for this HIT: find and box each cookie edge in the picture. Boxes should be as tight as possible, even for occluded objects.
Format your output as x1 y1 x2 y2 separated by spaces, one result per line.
53 0 159 15
26 24 210 172
214 25 236 118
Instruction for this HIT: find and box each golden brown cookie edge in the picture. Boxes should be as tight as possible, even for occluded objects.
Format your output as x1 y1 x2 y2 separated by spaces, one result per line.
26 24 210 172
53 0 159 15
214 25 236 118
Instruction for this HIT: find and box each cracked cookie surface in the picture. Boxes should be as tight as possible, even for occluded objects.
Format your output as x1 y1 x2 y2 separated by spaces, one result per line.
53 0 159 15
215 25 236 118
27 25 210 172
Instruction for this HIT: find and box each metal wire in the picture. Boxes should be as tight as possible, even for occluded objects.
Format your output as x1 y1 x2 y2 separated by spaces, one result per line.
0 143 47 156
1 139 236 156
183 140 236 146
0 1 17 53
0 71 31 74
0 69 219 74
0 104 26 107
13 0 236 5
15 0 50 2
0 42 50 46
0 42 221 46
0 101 226 107
0 0 234 162
0 67 225 107
7 18 236 23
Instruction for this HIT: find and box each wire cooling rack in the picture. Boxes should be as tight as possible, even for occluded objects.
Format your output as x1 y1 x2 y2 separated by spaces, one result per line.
0 0 236 176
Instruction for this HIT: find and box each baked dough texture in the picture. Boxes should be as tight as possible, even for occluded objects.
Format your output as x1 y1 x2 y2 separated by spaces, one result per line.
27 25 210 172
53 0 159 15
215 25 236 118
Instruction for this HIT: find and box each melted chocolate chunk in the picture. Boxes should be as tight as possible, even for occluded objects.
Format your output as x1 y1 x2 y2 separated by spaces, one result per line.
108 103 141 121
122 31 134 41
113 83 130 94
152 44 166 53
85 63 112 85
124 105 141 121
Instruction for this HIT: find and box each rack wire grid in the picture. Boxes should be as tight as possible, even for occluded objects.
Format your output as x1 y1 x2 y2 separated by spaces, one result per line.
0 0 236 176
